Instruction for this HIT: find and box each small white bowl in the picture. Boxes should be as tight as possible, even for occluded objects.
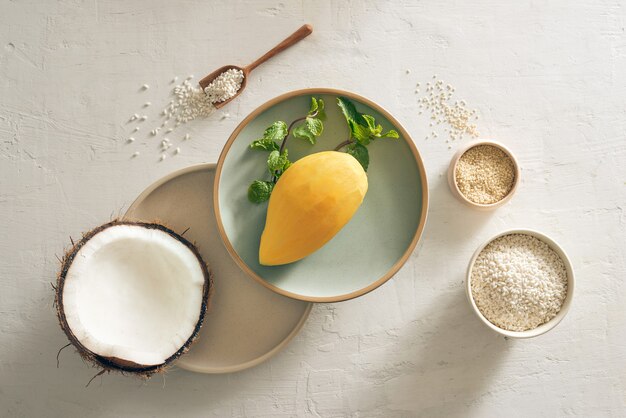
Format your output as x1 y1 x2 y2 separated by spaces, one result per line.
448 140 520 210
466 229 575 338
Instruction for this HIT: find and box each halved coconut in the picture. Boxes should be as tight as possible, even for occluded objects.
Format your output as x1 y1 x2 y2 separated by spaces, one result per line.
55 220 211 376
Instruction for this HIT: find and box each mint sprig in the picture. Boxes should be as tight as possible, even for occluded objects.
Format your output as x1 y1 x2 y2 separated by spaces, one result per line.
335 97 399 170
292 98 325 144
247 96 398 204
247 97 324 203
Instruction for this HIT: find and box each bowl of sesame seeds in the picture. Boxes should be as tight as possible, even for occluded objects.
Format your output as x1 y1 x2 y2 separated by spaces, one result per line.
448 140 519 210
466 229 575 338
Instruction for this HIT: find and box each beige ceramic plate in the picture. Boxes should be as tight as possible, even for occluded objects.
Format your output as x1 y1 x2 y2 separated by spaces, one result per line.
125 164 312 373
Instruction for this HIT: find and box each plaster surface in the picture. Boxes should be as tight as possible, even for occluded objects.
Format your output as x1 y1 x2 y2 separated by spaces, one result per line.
1 1 625 416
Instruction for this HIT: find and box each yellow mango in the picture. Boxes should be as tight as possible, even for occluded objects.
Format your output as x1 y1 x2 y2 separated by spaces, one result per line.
259 151 368 266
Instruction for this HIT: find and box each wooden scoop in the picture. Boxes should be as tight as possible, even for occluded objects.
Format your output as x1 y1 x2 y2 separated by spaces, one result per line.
199 24 313 109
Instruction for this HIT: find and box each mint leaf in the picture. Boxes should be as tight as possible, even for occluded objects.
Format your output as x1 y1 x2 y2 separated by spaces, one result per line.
293 124 315 144
250 138 279 151
347 143 369 171
267 150 281 172
348 120 372 145
362 114 377 131
315 98 326 120
293 115 323 145
248 180 274 203
263 121 288 141
337 97 365 125
267 150 291 178
380 129 399 139
306 117 323 136
309 97 318 114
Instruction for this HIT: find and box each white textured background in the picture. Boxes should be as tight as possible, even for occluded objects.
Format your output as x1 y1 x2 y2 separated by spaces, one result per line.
1 0 625 416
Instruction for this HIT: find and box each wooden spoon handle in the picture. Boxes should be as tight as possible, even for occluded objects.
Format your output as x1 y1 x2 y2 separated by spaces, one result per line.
245 24 313 74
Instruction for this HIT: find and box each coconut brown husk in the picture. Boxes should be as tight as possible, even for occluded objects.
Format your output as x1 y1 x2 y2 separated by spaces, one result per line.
55 220 212 378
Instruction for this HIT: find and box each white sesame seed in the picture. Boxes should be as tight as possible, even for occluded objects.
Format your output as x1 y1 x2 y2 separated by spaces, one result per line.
160 154 166 161
132 151 140 157
175 147 181 154
142 84 149 90
128 137 135 143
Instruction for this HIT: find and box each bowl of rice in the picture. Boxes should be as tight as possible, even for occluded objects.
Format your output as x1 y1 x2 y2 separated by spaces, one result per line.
466 229 574 338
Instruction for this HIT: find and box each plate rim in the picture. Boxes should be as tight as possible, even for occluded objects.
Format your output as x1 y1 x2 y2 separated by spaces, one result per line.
124 163 313 374
214 88 430 303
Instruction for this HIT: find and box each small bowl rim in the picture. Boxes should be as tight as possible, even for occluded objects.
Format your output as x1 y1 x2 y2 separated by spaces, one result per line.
465 228 575 338
447 140 520 210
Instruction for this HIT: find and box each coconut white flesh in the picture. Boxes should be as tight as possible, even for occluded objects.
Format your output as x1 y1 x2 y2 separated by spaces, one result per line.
62 225 205 366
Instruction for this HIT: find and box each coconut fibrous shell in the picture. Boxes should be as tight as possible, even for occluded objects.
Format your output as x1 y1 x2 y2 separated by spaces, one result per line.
54 220 212 378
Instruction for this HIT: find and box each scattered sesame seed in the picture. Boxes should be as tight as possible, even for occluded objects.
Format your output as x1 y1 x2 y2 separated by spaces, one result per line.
416 76 480 145
160 154 166 161
184 133 190 140
142 84 149 90
144 102 151 107
128 137 135 143
175 147 181 154
132 151 140 158
140 115 147 121
133 127 140 132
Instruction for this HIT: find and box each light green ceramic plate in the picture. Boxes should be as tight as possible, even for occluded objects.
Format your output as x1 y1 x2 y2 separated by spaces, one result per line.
215 88 428 302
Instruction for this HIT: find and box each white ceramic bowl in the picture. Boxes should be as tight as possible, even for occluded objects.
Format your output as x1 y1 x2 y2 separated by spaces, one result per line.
448 140 520 210
466 229 575 338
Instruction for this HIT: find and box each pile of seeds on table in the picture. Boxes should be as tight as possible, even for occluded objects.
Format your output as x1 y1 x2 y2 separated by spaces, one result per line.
455 144 516 204
471 233 568 332
415 75 480 147
127 69 244 161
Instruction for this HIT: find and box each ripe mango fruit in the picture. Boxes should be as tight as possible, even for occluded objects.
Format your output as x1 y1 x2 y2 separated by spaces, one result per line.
259 151 368 266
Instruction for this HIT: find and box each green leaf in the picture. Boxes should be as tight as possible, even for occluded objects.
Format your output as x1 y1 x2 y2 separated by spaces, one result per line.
348 119 372 145
380 129 399 139
267 150 282 172
309 97 318 114
267 150 291 177
250 138 279 151
316 98 326 120
306 117 323 136
263 121 288 141
347 143 369 171
336 97 365 125
293 123 317 144
362 114 377 131
248 180 274 203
